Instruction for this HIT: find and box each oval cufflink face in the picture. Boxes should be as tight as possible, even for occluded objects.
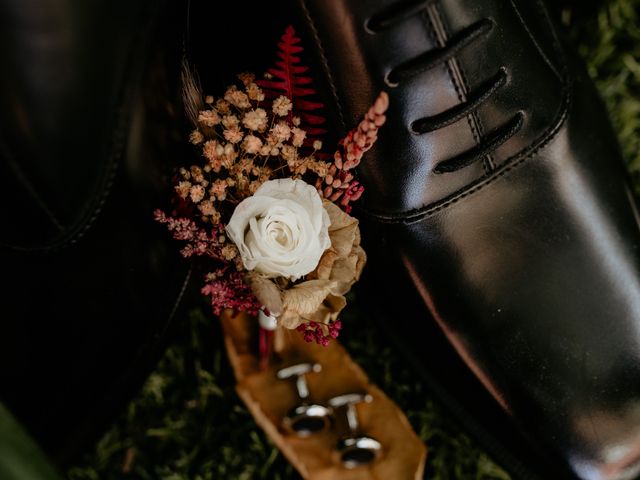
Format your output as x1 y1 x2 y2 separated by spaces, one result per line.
337 436 382 468
283 404 333 437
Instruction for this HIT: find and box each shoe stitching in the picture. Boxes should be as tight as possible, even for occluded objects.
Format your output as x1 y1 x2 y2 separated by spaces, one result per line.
0 141 65 232
429 2 491 174
509 0 562 82
299 0 347 133
377 6 515 172
1 5 159 254
535 0 564 63
363 0 570 221
371 74 571 224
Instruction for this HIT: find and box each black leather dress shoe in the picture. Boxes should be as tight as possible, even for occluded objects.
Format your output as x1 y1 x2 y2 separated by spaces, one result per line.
0 0 190 465
293 1 640 479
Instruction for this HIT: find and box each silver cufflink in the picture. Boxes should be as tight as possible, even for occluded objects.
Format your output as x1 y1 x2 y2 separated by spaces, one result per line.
277 363 333 437
328 393 382 468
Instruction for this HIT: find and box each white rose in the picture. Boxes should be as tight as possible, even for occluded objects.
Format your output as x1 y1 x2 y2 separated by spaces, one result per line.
226 179 331 281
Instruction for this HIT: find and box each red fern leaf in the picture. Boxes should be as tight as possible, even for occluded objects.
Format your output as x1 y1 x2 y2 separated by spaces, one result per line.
257 25 327 138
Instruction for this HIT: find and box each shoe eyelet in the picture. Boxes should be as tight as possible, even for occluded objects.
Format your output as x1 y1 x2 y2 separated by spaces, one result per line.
384 71 400 88
498 66 509 83
364 18 379 35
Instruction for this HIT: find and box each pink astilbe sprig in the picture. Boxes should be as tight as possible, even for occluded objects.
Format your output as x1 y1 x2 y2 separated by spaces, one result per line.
317 91 389 213
154 209 232 260
202 268 261 316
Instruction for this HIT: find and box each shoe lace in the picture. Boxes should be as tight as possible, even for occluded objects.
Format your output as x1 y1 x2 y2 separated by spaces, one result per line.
366 0 524 174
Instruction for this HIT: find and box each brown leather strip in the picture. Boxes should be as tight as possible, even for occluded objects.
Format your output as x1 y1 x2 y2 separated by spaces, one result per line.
220 311 426 479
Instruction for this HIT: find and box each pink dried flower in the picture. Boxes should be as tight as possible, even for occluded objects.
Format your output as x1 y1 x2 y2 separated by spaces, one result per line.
318 91 389 212
201 269 260 316
296 320 342 346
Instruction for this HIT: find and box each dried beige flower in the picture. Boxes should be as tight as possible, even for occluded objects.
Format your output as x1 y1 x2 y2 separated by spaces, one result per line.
249 180 262 194
189 129 204 145
198 200 216 215
309 160 330 177
203 140 224 172
190 166 205 183
313 140 323 150
223 143 237 161
210 179 229 201
189 184 206 203
175 181 191 199
291 127 306 147
259 145 271 156
198 109 220 127
215 98 231 114
222 114 240 129
242 108 268 132
292 116 301 126
237 72 255 86
272 95 293 117
242 135 263 154
270 122 291 143
222 244 239 260
233 157 253 175
280 144 296 162
223 128 244 144
246 83 265 101
205 95 214 104
224 85 251 109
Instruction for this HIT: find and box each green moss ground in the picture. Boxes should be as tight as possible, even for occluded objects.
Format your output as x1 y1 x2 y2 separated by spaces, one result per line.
67 2 640 479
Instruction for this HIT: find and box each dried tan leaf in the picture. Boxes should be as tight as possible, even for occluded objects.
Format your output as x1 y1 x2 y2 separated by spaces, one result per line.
308 294 347 324
282 279 337 317
323 200 353 230
324 201 358 257
311 250 338 281
278 310 304 329
245 272 283 316
330 253 359 295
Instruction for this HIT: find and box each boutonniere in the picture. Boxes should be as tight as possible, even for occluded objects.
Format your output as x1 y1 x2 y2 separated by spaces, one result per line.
156 25 388 354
